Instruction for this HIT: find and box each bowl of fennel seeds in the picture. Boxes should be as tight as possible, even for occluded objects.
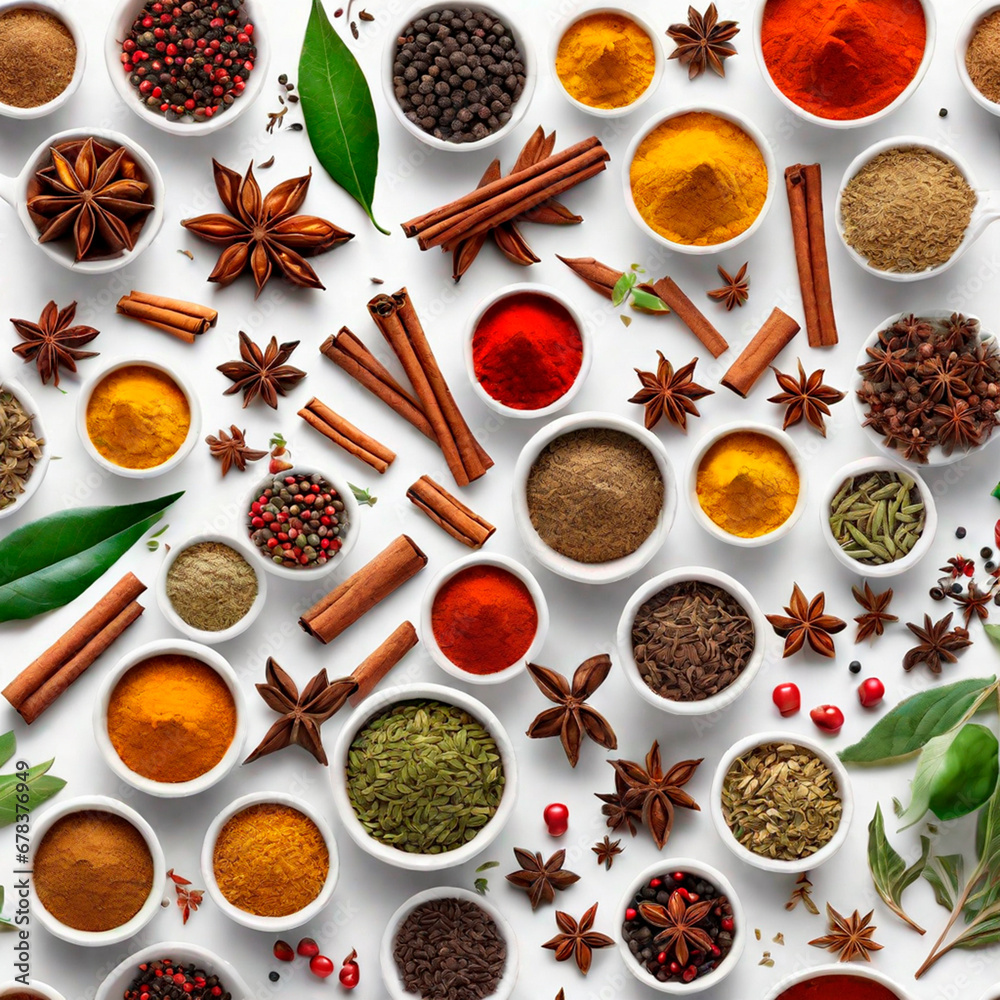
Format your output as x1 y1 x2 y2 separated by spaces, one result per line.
0 380 47 520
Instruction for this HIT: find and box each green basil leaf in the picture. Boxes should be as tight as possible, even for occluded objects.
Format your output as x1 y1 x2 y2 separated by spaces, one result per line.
611 272 637 306
985 624 1000 647
899 730 963 829
0 733 15 771
629 289 670 312
927 724 999 823
924 854 965 911
867 803 928 933
0 758 65 825
0 491 182 622
299 0 387 234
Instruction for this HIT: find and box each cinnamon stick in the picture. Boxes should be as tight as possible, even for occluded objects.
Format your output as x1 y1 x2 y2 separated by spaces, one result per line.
298 397 396 474
128 291 218 325
349 621 420 706
557 256 667 314
299 535 428 644
116 291 218 344
651 277 729 358
721 307 801 397
407 475 495 548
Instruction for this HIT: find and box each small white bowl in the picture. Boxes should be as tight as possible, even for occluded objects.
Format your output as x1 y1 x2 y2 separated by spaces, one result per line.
753 0 935 129
383 1 535 152
381 887 519 1000
822 457 938 577
851 311 1000 465
958 3 1000 116
464 283 592 419
550 7 663 118
0 1 86 119
331 682 518 871
623 103 776 255
762 964 918 1000
104 0 270 137
0 980 66 1000
0 377 49 521
201 791 339 932
617 566 767 717
156 532 267 643
687 421 806 547
240 465 360 582
76 357 200 478
617 858 745 995
30 795 166 946
710 731 854 874
95 942 253 1000
513 411 678 585
420 552 549 684
94 639 247 798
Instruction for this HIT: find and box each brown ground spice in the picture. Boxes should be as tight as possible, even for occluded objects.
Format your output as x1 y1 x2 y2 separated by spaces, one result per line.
967 11 1000 103
0 9 76 108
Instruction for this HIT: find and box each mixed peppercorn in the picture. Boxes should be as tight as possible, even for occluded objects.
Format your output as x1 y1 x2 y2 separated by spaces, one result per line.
124 959 231 1000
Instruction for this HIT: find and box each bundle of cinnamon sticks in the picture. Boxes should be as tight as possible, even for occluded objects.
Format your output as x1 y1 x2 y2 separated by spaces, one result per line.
117 291 218 344
298 397 395 474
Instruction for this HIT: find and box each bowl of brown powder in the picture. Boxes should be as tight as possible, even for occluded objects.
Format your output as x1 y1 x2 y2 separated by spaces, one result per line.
958 2 1000 117
513 411 676 584
0 983 65 1000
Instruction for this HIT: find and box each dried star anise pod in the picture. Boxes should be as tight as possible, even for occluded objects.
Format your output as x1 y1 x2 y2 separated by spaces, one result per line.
596 771 643 837
26 138 154 262
707 262 749 310
181 160 353 297
205 425 268 476
767 584 846 658
629 353 713 432
768 360 845 436
591 836 622 870
666 3 740 79
244 657 357 766
809 905 883 963
902 613 972 674
10 300 99 387
950 581 996 626
505 848 580 909
941 555 975 579
526 655 617 767
639 892 715 967
852 582 898 642
935 400 982 454
542 903 614 975
218 332 306 408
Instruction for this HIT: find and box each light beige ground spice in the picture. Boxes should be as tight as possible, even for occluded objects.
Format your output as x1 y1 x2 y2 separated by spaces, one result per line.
967 11 1000 103
0 9 75 108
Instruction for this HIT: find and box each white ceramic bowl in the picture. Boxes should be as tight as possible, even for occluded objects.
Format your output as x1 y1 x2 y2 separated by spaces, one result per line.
156 532 268 643
0 980 66 1000
753 0 934 129
201 791 339 932
104 0 270 137
240 464 360 582
616 858 745 995
464 283 592 419
331 682 518 871
380 887 519 1000
76 357 200 478
94 639 247 797
0 377 49 521
762 964 918 1000
617 566 767 717
851 311 1000 465
420 552 549 684
383 1 535 152
96 943 253 1000
710 730 854 874
821 457 938 577
550 7 663 118
623 103 777 255
686 421 806 547
958 3 1000 116
0 1 85 119
30 795 166 946
513 411 678 584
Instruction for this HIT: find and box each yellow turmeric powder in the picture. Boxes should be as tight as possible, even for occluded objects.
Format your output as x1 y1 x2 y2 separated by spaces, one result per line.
696 431 799 538
629 112 768 246
85 364 190 469
555 12 656 109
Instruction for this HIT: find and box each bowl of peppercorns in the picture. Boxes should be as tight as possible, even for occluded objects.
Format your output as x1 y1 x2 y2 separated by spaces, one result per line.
104 0 269 137
384 2 534 150
95 942 252 1000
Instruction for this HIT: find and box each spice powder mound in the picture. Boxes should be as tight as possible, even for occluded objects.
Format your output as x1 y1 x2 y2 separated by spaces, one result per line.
967 11 1000 104
0 8 76 109
212 803 329 917
776 974 903 1000
166 541 258 632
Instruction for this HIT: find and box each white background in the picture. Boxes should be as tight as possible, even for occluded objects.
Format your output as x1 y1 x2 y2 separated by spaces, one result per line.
3 0 1000 998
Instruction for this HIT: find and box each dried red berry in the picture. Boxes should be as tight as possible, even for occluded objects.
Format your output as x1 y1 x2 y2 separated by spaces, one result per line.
810 704 845 734
309 955 335 979
543 802 569 837
772 682 801 717
297 937 320 958
858 677 885 708
273 941 294 962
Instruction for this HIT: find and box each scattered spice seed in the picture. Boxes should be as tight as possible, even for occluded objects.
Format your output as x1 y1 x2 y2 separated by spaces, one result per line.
773 932 784 945
177 249 194 260
759 953 774 967
621 315 632 328
358 8 374 20
370 276 384 284
755 928 761 940
786 873 819 914
259 156 275 169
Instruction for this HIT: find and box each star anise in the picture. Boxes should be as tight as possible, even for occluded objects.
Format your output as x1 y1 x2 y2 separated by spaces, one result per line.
205 425 268 476
767 584 846 658
26 138 154 261
767 360 845 436
181 160 353 296
707 262 749 310
903 613 972 674
218 332 306 408
852 582 897 642
940 555 975 579
542 903 614 975
629 354 713 432
505 848 580 909
244 658 357 766
10 300 99 387
934 400 982 454
591 837 622 870
809 905 883 963
595 771 643 836
638 892 715 967
526 656 617 767
666 4 740 79
607 742 702 850
950 581 996 626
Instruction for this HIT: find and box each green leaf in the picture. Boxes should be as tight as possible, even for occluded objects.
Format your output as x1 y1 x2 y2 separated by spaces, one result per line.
892 796 904 817
348 483 377 507
840 678 997 764
0 758 65 825
611 272 637 306
867 803 929 933
629 289 670 312
992 481 1000 501
299 0 387 234
0 492 183 622
0 733 15 771
924 854 965 911
475 860 500 872
985 624 1000 647
473 877 489 895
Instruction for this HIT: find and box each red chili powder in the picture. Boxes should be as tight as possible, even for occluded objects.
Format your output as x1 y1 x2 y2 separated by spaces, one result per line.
761 0 926 121
472 291 583 410
776 975 901 1000
431 565 538 674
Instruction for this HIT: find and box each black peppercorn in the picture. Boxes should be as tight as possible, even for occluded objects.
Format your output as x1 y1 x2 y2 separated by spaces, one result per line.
268 972 279 983
957 526 967 538
849 660 862 674
983 547 994 559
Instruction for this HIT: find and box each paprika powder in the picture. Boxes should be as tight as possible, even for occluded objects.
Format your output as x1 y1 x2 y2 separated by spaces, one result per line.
775 975 902 1000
